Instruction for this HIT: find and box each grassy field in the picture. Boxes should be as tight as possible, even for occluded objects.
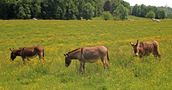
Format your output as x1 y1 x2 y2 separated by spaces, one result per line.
0 18 172 90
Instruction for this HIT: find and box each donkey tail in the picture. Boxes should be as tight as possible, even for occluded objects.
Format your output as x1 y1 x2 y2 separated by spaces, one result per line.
153 41 161 57
43 49 45 57
107 51 110 61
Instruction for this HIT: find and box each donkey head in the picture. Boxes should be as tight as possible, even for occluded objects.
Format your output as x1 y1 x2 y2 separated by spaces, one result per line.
130 40 139 56
64 53 71 67
9 48 23 61
10 48 17 61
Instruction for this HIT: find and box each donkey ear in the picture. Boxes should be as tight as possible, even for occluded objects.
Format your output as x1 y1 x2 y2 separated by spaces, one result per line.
136 40 139 43
136 40 139 46
130 42 134 46
64 53 69 56
9 48 13 51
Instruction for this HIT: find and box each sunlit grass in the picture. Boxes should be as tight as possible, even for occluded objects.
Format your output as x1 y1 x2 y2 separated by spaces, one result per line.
0 19 172 89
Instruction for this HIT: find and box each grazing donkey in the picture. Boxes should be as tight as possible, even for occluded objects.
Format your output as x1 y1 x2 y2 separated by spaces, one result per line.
10 46 45 64
64 46 110 73
130 40 161 58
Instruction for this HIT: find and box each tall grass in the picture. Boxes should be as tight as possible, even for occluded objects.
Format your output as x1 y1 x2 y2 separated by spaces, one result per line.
0 19 172 89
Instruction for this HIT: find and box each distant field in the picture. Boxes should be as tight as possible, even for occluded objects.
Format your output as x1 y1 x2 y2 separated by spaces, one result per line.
0 19 172 90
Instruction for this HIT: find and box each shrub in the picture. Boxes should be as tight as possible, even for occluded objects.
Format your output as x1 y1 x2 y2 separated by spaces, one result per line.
102 11 112 20
145 11 155 18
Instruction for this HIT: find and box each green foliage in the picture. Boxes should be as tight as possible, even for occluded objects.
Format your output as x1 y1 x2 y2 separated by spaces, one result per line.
132 4 141 16
140 4 147 17
156 9 167 19
64 0 78 20
102 11 112 20
111 0 121 13
131 4 172 19
166 7 172 18
167 14 172 19
121 0 131 14
30 0 41 18
111 0 130 20
0 0 104 20
0 0 171 20
17 1 31 19
103 0 112 12
145 11 155 18
115 4 128 20
94 0 104 17
82 3 95 20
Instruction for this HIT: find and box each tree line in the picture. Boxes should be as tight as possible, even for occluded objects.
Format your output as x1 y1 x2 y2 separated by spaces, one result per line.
132 4 167 19
0 0 104 20
0 0 171 20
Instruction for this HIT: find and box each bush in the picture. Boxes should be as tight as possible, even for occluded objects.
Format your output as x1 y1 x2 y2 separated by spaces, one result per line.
102 11 112 20
145 11 155 18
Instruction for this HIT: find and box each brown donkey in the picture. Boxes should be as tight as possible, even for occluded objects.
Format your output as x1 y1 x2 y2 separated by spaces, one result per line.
130 40 161 58
64 46 110 73
10 46 45 64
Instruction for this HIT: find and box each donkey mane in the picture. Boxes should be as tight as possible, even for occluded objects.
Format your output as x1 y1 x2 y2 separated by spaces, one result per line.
67 48 81 54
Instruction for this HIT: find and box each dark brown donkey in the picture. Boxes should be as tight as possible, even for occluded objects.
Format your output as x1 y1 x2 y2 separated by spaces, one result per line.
130 40 161 58
64 46 110 73
10 46 45 64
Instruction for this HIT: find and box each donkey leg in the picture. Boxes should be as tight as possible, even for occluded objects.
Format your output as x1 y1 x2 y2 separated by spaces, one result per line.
105 59 109 68
39 52 45 64
83 63 86 72
101 58 106 69
153 50 161 58
79 62 84 73
40 56 45 64
22 57 26 64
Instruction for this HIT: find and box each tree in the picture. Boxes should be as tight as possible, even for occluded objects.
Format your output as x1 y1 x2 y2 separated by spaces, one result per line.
103 0 112 12
156 9 166 19
0 0 17 19
16 0 31 19
0 0 132 20
64 0 78 20
140 4 146 17
30 0 41 18
145 11 155 18
146 6 157 14
76 0 85 19
115 4 128 20
94 0 103 17
132 4 141 16
111 0 121 13
121 0 131 14
82 3 94 20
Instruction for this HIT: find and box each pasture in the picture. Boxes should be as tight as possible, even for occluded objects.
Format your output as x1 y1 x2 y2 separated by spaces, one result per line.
0 18 172 90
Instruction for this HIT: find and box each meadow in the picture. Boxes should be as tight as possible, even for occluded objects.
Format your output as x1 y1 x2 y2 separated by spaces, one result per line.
0 18 172 90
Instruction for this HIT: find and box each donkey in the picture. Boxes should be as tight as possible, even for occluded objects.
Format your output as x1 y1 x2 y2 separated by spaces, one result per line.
130 40 161 58
64 46 110 73
10 46 45 64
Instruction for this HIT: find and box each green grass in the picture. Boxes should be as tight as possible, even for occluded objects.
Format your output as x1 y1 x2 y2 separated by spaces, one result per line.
0 19 172 90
